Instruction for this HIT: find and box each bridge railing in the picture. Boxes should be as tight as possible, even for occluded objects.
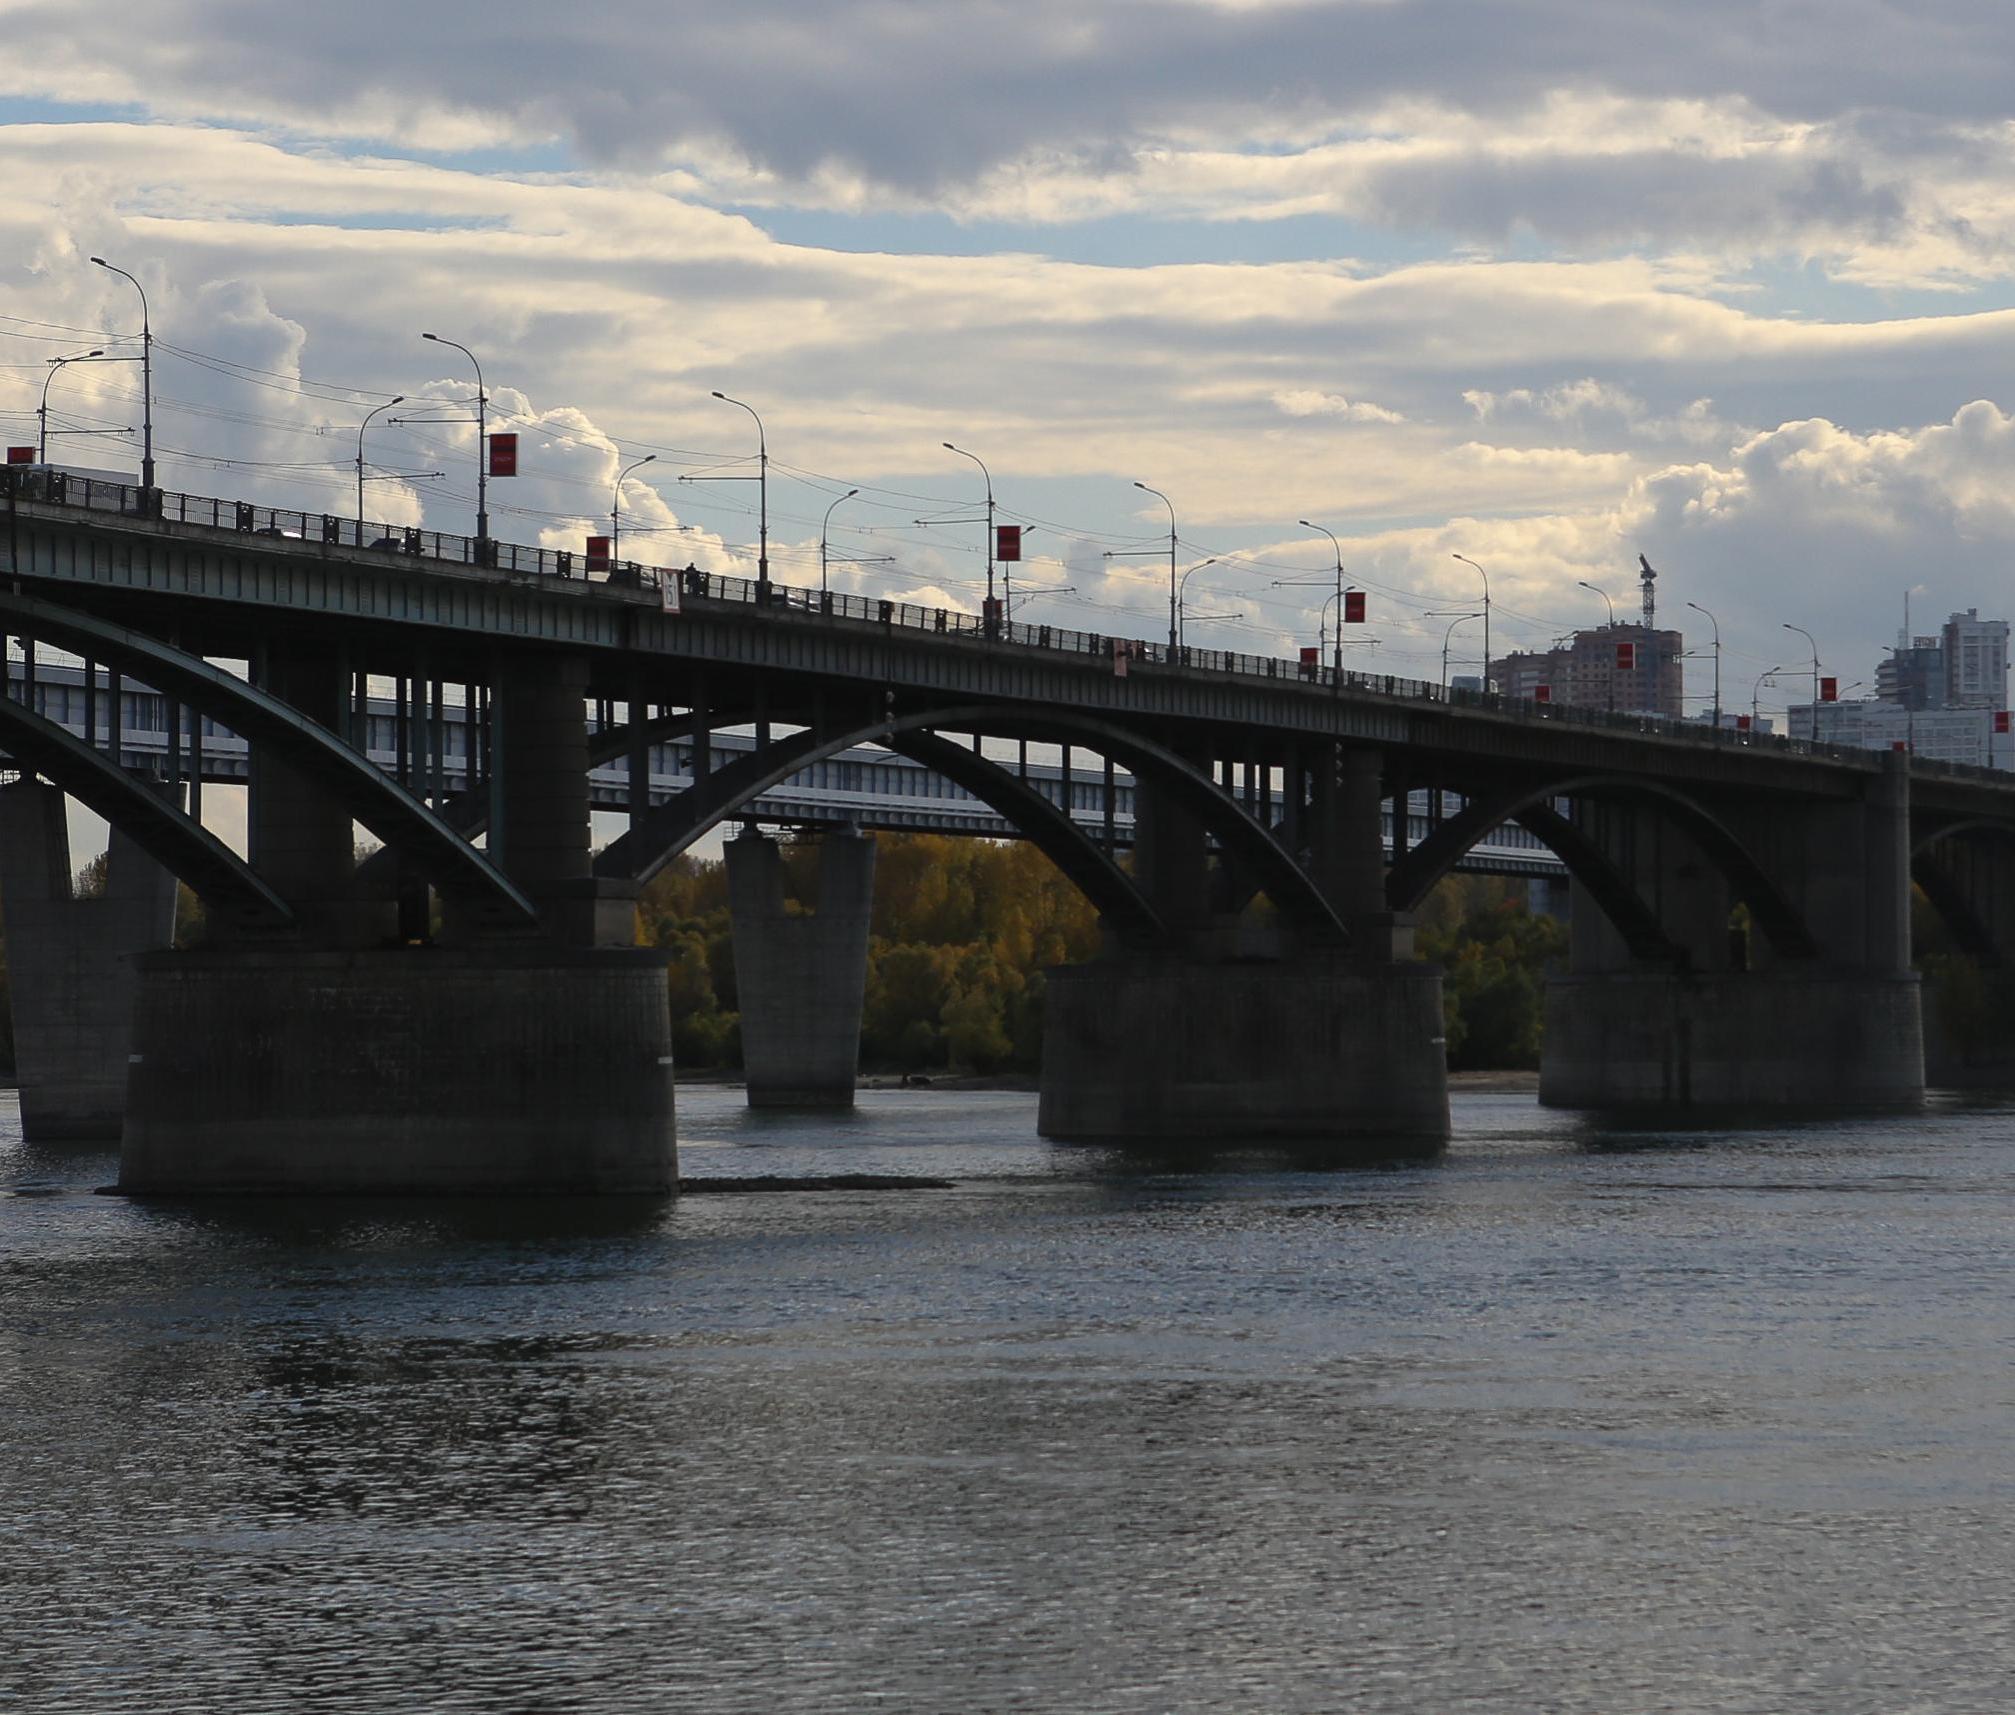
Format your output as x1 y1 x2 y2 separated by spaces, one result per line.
11 465 2013 785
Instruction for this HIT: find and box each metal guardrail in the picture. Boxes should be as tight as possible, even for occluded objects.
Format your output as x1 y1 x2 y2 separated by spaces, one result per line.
7 465 2011 789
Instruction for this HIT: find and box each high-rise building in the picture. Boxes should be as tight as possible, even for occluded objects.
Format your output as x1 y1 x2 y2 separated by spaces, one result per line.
1490 625 1683 717
1941 609 2009 708
1791 698 2012 770
1876 636 1944 710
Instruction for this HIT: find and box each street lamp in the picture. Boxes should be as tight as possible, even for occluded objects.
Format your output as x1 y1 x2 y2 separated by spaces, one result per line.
1177 556 1218 646
1136 481 1178 652
421 332 488 546
1783 622 1821 741
709 392 769 591
1301 520 1345 674
1752 664 1783 733
1439 611 1485 690
1686 599 1721 729
38 349 103 463
1452 553 1492 691
355 395 405 530
820 487 859 596
612 453 657 564
942 442 997 616
88 257 152 489
1577 580 1615 625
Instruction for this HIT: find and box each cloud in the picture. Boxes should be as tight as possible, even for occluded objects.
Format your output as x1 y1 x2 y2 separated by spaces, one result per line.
1272 389 1404 423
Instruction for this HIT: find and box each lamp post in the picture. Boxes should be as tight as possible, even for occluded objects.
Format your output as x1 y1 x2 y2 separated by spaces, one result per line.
942 442 996 616
355 395 405 530
1577 579 1615 625
1301 520 1345 674
611 453 657 564
1783 622 1821 741
1135 481 1178 652
1751 664 1782 733
820 487 859 596
710 392 769 591
1440 611 1485 690
38 349 103 463
1686 599 1721 729
421 332 488 546
88 258 152 489
1452 553 1492 690
1177 556 1219 646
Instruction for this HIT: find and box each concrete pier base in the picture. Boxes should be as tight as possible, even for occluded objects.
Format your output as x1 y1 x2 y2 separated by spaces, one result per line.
727 830 875 1108
117 946 676 1194
1540 971 1924 1113
0 780 176 1139
1038 956 1450 1144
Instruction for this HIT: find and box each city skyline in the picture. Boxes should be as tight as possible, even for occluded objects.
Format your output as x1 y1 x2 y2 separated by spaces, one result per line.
6 3 2015 722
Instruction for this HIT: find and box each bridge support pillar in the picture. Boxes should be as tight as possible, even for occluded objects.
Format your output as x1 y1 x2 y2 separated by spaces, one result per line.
0 780 176 1139
1039 953 1448 1145
250 647 379 945
117 945 676 1194
727 829 875 1107
1541 753 1922 1113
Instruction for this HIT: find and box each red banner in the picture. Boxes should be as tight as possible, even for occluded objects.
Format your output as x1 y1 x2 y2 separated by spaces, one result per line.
1343 590 1366 624
996 524 1021 562
1299 646 1320 669
1997 711 2011 734
1736 714 1752 732
1615 642 1635 671
586 535 611 568
1820 676 1838 702
487 432 518 477
1534 684 1552 704
6 446 34 465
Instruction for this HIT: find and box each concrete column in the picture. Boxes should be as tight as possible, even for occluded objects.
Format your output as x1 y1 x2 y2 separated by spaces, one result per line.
250 646 364 944
1131 774 1210 934
727 829 876 1107
1308 744 1397 953
478 653 635 946
0 780 175 1138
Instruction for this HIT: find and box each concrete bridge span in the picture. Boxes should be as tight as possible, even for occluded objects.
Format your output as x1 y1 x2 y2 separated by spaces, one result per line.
5 468 2013 1191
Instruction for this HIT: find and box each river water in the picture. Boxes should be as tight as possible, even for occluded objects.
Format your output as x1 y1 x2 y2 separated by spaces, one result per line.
5 1086 2015 1713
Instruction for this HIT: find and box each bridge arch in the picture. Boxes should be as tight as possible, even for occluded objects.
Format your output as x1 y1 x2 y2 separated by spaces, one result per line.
1386 775 1820 961
0 590 536 924
593 705 1344 940
0 691 294 927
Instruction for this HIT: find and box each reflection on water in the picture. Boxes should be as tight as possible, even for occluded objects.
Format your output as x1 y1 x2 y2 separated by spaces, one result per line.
7 1087 2015 1712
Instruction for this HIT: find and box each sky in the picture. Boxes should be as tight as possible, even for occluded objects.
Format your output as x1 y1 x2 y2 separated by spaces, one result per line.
5 0 2015 723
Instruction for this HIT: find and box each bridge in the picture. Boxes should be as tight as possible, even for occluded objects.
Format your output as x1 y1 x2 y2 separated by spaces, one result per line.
2 659 1566 875
6 466 2014 1194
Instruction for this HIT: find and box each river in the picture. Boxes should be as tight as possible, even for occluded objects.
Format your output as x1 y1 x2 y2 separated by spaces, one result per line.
5 1086 2015 1712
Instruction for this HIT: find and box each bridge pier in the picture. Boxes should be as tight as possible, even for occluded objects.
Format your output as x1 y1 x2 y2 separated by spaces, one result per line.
1040 745 1449 1146
0 780 176 1139
118 650 677 1195
1541 752 1922 1113
727 828 875 1107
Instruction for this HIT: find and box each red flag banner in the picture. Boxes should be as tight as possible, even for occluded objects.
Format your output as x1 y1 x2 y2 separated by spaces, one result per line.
487 432 518 477
996 524 1022 562
1997 711 2012 734
1820 676 1839 702
1893 740 1909 752
1299 646 1320 669
1736 714 1752 732
1615 641 1635 671
1534 684 1552 705
586 535 611 568
6 446 34 465
1343 590 1366 624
